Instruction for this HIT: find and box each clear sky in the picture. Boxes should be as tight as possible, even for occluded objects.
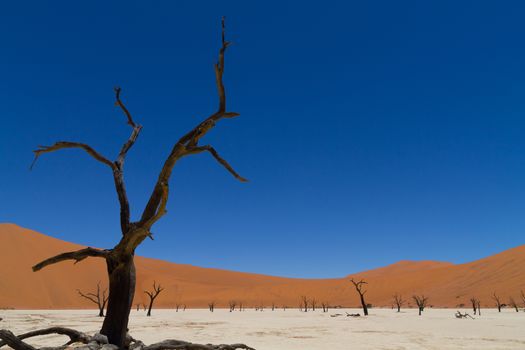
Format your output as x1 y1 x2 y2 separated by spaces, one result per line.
1 1 524 278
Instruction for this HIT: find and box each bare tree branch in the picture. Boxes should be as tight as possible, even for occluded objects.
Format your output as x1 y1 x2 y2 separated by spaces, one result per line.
32 247 109 272
31 142 114 170
140 16 246 225
0 328 90 349
187 145 248 182
143 339 255 350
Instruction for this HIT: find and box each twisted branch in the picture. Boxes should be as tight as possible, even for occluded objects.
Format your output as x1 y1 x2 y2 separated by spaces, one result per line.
32 247 109 272
31 142 114 170
140 16 246 225
0 327 91 349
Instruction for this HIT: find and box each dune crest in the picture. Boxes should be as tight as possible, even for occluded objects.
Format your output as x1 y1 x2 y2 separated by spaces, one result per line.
1 223 523 309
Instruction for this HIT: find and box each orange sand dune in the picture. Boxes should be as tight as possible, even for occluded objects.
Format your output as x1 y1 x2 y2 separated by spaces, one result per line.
0 223 524 309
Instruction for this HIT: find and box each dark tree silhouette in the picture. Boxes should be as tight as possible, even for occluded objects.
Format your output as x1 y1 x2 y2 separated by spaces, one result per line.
492 292 503 312
300 296 308 312
310 298 317 312
77 282 108 317
349 278 369 316
144 281 164 317
27 18 251 350
509 297 519 312
208 302 215 312
321 302 329 313
229 301 237 312
470 297 479 315
412 295 428 316
393 293 404 312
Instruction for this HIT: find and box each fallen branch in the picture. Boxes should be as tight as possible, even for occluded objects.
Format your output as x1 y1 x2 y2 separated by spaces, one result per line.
0 329 254 350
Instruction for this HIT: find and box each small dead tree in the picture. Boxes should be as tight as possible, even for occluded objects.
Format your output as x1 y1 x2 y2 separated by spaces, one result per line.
477 300 481 316
77 282 108 317
393 293 405 312
271 302 275 311
412 295 428 316
321 302 329 313
349 278 369 316
509 297 519 312
493 293 502 312
238 302 243 312
229 301 237 312
310 298 317 311
208 302 215 312
470 297 479 315
144 281 164 317
300 296 308 312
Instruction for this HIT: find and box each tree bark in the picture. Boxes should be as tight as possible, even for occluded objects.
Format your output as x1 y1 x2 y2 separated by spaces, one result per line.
100 253 136 348
360 295 368 316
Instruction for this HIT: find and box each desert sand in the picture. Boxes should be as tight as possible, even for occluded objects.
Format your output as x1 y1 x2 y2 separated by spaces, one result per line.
0 308 524 349
1 223 525 310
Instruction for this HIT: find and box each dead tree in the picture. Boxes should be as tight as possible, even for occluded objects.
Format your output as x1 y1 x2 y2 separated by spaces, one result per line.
509 297 519 312
300 296 308 312
412 295 428 316
144 281 164 317
349 278 369 316
77 282 108 317
321 302 329 313
175 304 181 312
469 297 479 315
208 302 215 312
310 298 317 311
238 302 243 312
493 293 502 312
271 302 275 311
393 293 404 312
28 17 249 350
477 300 481 316
229 301 237 312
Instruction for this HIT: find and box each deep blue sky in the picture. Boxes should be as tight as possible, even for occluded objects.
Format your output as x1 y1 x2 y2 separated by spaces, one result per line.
1 1 525 278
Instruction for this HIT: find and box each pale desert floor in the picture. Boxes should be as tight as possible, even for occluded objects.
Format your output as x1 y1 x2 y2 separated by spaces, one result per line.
0 308 524 350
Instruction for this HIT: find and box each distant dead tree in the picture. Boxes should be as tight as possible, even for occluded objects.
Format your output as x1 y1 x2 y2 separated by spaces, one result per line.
175 303 182 312
208 302 215 312
271 302 275 311
28 17 248 350
470 297 479 315
229 301 237 312
300 296 308 312
77 282 108 317
283 305 287 311
310 298 317 311
493 293 503 312
412 295 429 316
509 297 519 312
393 294 405 313
183 304 186 311
349 278 369 316
321 302 329 313
136 304 140 311
238 302 243 312
144 281 164 317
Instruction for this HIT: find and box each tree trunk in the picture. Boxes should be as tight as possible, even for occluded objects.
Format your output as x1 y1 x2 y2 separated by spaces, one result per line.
98 307 104 317
100 253 136 348
397 305 400 312
147 300 154 317
418 307 422 316
360 295 368 316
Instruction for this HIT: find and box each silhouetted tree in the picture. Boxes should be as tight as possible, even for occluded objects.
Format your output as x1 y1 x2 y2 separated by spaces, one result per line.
77 282 108 317
310 298 317 311
412 295 428 316
321 302 329 313
493 293 503 312
29 17 247 349
300 296 308 312
229 301 237 312
349 278 369 316
144 281 164 317
509 297 519 312
470 297 479 315
208 302 215 312
393 293 404 312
